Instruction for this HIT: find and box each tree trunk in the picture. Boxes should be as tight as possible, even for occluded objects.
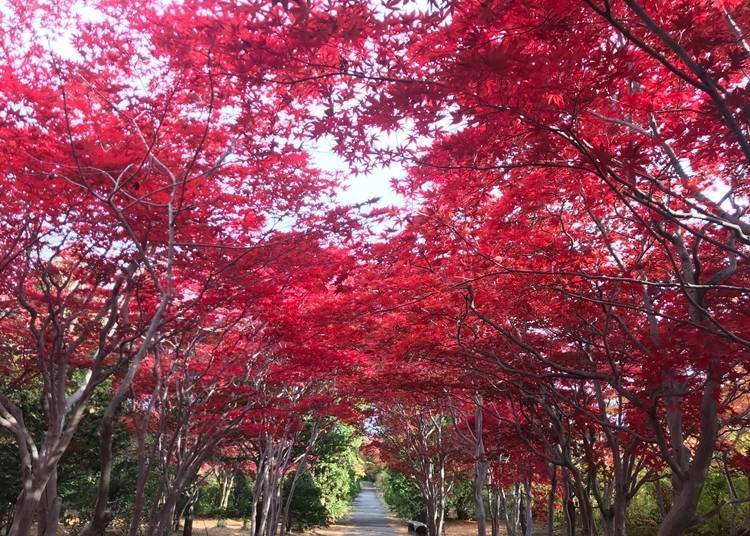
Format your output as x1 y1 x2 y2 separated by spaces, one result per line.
265 478 282 536
569 472 595 536
280 460 310 536
255 465 272 536
473 396 488 536
152 490 181 536
656 477 706 536
37 471 61 536
217 469 234 527
127 429 150 536
563 475 575 536
521 481 532 536
220 472 235 511
546 465 557 536
657 372 719 536
488 487 500 536
612 493 627 536
79 412 117 536
249 459 266 536
426 499 440 536
182 501 194 536
500 485 521 536
7 491 37 536
7 471 53 536
474 463 489 536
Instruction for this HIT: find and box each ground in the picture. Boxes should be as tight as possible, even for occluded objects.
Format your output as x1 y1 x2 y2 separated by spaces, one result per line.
189 483 483 536
189 517 480 536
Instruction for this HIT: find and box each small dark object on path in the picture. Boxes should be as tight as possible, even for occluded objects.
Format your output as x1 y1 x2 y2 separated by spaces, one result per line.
407 521 427 535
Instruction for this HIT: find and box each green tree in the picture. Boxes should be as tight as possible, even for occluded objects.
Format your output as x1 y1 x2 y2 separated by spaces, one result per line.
286 423 365 530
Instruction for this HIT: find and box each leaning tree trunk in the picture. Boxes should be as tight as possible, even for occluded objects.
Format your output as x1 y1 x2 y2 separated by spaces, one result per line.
280 460 309 536
8 465 57 536
657 370 720 536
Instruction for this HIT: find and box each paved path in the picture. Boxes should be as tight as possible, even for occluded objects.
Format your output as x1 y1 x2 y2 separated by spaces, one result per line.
313 482 402 536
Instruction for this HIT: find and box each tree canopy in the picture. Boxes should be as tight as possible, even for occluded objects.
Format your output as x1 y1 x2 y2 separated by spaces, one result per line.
0 2 748 536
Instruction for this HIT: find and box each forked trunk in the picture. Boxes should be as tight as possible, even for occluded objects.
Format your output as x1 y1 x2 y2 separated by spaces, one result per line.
657 371 720 536
8 469 55 536
656 477 706 536
500 484 521 536
602 508 627 536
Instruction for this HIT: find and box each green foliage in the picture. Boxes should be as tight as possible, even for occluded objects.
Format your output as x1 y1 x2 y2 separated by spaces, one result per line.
691 470 749 536
382 470 424 521
193 481 221 517
313 424 365 519
287 423 365 530
0 378 135 525
381 471 475 522
193 471 254 519
625 482 662 536
448 477 474 520
286 471 328 530
229 473 254 520
625 472 750 536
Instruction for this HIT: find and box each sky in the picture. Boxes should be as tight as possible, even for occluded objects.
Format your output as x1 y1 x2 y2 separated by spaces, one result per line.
19 0 413 213
309 135 406 208
34 5 407 211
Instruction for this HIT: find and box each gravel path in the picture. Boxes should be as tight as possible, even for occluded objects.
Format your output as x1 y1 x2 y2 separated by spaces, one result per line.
312 482 403 536
344 482 401 535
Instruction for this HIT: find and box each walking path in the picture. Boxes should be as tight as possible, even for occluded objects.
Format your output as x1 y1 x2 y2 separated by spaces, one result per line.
311 482 403 536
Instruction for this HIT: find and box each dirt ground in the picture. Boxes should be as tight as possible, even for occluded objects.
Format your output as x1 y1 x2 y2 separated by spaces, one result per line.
187 518 480 536
188 518 554 536
188 518 250 536
305 520 483 536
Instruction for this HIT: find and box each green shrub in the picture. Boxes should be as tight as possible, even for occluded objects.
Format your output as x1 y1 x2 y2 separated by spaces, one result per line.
448 477 474 520
285 471 328 530
193 481 220 517
382 470 424 520
285 423 365 529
